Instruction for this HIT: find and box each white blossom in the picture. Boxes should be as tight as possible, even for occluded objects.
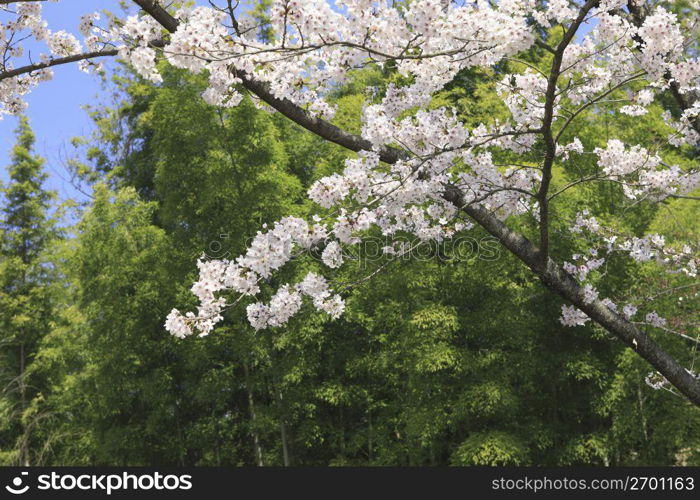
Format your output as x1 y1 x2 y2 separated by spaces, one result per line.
560 305 590 327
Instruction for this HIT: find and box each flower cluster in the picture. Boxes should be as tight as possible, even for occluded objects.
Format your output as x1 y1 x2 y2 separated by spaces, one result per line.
147 2 700 335
0 2 696 362
0 1 114 118
560 305 590 327
165 215 346 334
594 140 697 199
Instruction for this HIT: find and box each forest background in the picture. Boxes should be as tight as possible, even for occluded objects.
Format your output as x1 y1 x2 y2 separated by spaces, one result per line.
1 1 699 467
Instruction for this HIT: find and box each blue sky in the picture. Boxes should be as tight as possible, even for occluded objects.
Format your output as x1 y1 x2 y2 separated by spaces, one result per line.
0 1 126 204
0 0 229 206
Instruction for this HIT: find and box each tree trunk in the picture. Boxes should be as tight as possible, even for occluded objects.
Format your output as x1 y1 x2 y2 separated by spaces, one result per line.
276 387 291 467
243 362 264 466
19 342 29 467
367 407 373 464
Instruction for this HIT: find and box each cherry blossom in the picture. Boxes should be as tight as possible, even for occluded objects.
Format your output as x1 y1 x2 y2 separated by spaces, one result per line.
1 1 699 403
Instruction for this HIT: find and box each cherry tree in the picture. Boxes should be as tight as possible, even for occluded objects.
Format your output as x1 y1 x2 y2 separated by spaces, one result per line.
1 0 700 405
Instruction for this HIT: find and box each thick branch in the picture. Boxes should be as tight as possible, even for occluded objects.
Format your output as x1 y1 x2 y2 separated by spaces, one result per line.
131 0 700 405
131 0 179 32
454 197 700 406
131 0 404 164
239 77 405 164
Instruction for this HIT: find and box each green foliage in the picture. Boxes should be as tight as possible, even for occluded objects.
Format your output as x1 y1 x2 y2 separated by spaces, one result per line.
2 57 698 466
0 117 58 465
451 432 527 466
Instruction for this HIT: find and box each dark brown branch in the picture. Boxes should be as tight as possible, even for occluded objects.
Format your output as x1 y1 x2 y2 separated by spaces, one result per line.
239 77 406 164
450 194 700 406
537 0 599 268
132 0 179 32
0 49 118 81
131 0 405 164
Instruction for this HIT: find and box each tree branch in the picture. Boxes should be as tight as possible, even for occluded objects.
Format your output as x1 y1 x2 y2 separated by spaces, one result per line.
452 196 700 406
537 0 599 268
131 0 405 164
129 0 700 405
131 0 179 32
0 49 118 81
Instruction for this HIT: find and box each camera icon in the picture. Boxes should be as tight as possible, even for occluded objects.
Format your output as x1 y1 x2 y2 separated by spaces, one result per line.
5 472 29 495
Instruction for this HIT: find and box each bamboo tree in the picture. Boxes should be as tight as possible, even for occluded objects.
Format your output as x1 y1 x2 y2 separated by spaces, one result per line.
0 117 56 465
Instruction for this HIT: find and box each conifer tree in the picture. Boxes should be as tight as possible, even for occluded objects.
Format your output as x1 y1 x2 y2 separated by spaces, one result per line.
0 117 56 465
